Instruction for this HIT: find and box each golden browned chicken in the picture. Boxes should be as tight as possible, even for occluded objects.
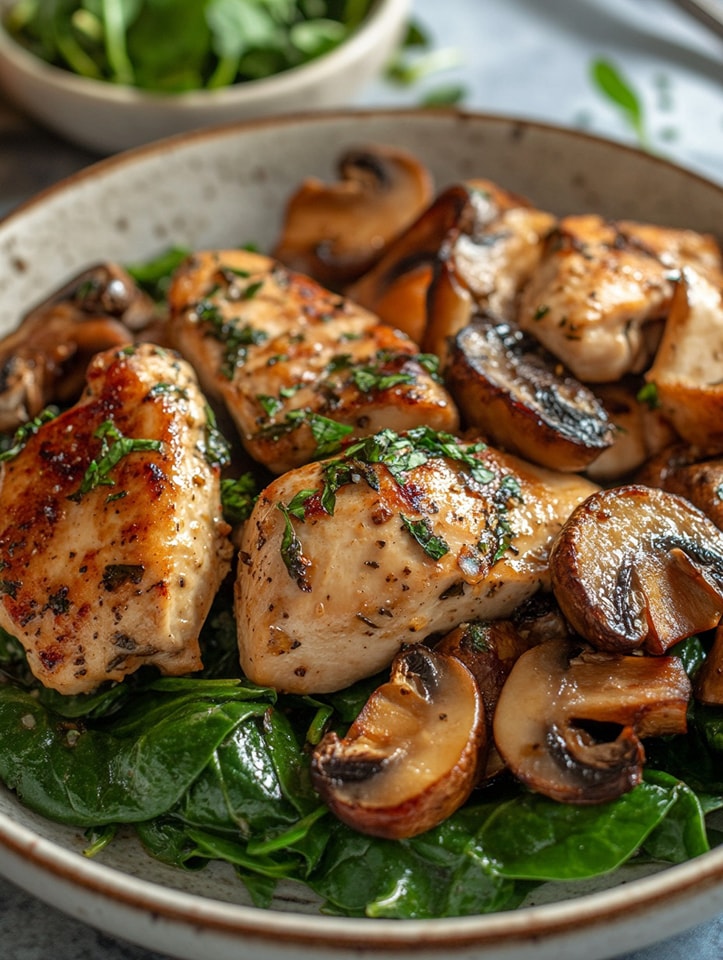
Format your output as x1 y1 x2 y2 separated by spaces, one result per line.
517 215 723 382
235 428 598 694
168 249 459 474
0 343 233 694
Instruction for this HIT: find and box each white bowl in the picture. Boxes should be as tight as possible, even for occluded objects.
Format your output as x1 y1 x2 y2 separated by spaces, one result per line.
0 110 722 960
0 0 410 153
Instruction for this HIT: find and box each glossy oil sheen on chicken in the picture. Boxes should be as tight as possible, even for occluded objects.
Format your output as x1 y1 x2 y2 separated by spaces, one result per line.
167 249 458 474
0 343 233 694
235 430 598 693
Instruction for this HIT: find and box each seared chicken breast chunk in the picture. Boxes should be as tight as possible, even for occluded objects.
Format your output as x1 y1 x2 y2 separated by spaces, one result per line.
235 428 598 694
517 215 723 383
0 343 233 694
168 250 458 474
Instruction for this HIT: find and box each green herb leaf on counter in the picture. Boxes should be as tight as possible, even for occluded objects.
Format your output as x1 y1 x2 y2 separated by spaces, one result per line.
590 57 649 149
385 18 466 107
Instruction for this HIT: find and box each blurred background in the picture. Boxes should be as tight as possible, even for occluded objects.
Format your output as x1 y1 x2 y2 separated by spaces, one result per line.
0 0 721 218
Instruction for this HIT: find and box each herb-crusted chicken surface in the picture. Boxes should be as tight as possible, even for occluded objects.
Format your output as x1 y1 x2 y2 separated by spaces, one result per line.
167 249 458 474
235 429 598 694
0 343 233 694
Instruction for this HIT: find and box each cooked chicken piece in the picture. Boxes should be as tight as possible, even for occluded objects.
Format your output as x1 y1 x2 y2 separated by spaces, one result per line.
585 378 677 483
167 249 458 474
0 263 158 433
0 343 233 694
235 429 598 694
517 216 723 383
644 267 723 450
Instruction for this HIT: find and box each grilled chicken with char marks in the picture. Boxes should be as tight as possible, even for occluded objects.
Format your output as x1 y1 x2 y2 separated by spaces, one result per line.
517 215 723 383
235 429 598 694
168 250 458 474
0 343 233 694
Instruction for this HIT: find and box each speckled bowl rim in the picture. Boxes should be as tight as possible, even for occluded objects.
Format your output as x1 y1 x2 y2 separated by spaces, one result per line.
0 0 409 106
0 108 722 958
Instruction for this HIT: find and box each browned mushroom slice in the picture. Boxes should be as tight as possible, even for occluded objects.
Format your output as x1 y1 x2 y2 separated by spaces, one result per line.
644 267 723 451
346 182 475 343
0 263 157 431
549 485 723 655
310 644 486 839
637 444 723 529
435 619 534 727
435 618 538 784
445 315 615 472
493 639 691 804
347 178 551 347
271 144 433 289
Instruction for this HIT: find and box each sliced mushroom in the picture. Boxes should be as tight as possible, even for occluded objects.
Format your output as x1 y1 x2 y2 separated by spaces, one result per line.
346 182 475 343
435 618 539 784
637 444 723 529
493 638 691 804
549 485 723 655
310 644 486 839
271 144 433 289
445 314 615 471
347 179 552 347
644 267 723 451
0 263 157 432
435 619 535 728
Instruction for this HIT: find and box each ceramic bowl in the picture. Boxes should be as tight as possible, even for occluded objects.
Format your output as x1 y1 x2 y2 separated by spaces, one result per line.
0 0 410 154
0 110 722 960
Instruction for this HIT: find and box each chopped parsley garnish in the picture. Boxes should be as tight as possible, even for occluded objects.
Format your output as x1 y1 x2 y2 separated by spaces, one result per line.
465 622 491 653
0 406 59 462
636 381 660 410
203 404 232 468
68 420 162 503
257 395 284 418
256 409 353 458
351 367 414 393
220 473 260 525
400 513 450 560
277 503 312 592
196 298 267 379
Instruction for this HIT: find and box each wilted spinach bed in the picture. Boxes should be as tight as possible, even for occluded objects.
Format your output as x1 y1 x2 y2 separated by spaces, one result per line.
0 613 722 917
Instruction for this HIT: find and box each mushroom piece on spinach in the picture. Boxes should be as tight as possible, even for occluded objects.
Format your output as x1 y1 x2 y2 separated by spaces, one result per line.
492 639 691 804
549 485 723 654
310 643 486 839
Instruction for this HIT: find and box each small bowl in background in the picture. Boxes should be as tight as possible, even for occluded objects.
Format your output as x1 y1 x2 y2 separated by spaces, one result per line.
0 0 410 154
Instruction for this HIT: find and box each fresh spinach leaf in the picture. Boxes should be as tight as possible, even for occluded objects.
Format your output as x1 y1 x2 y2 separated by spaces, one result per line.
473 780 682 881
